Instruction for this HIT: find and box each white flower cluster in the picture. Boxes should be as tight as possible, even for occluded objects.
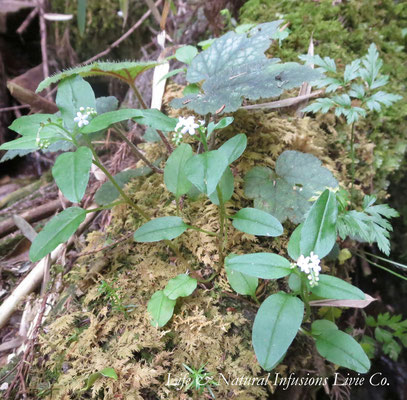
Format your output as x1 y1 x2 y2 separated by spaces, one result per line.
172 116 204 145
74 106 97 128
296 252 321 287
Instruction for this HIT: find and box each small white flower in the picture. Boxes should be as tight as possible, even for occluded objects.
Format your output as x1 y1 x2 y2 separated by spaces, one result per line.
175 116 200 135
295 252 321 287
74 107 97 128
74 111 89 128
0 382 8 391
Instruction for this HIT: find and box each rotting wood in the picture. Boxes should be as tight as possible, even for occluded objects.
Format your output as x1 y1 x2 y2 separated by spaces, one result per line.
0 199 62 238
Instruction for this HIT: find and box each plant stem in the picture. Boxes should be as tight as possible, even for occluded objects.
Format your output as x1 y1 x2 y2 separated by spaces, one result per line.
124 69 173 154
301 277 312 321
187 225 219 237
86 141 150 220
350 122 356 204
216 185 227 270
85 200 124 213
114 128 163 173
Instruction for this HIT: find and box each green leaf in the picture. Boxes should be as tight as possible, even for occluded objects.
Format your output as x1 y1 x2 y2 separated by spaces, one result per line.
119 0 129 25
315 329 370 373
311 319 338 336
0 124 65 150
184 150 228 196
244 151 338 224
133 216 188 242
56 75 96 131
302 98 335 114
8 114 59 136
95 96 119 114
209 167 234 205
94 167 152 205
82 108 176 134
337 196 398 256
37 61 160 93
29 207 86 261
100 368 118 380
218 134 247 165
147 290 176 328
52 146 92 203
225 252 291 280
164 143 193 199
163 274 197 300
287 224 302 261
311 275 365 300
253 292 304 370
300 189 338 258
182 83 200 95
343 59 361 84
232 208 283 237
133 109 177 132
207 117 234 137
365 91 402 112
77 0 87 36
175 46 198 65
299 54 336 73
84 367 117 391
225 256 258 297
171 22 321 115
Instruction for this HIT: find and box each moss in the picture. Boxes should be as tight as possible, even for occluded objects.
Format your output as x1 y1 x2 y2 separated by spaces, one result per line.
240 0 407 192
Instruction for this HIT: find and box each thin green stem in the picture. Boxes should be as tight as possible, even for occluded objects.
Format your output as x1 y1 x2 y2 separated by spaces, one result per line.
85 200 124 213
187 225 219 237
350 122 356 204
86 140 150 220
195 271 218 283
216 185 227 270
299 327 312 337
356 251 407 281
301 277 312 321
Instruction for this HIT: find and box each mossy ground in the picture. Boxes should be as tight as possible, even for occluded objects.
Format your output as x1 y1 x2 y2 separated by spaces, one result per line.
9 1 407 398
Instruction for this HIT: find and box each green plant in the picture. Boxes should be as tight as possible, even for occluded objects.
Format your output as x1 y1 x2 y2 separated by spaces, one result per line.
1 21 401 379
300 44 402 199
182 363 218 399
98 280 128 316
364 312 407 361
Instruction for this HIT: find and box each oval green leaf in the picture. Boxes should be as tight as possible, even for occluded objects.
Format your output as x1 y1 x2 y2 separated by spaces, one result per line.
133 216 188 242
225 252 291 279
232 208 283 237
315 329 371 373
81 109 143 133
225 263 258 298
164 143 193 199
163 274 197 300
218 133 247 165
175 45 198 65
147 290 176 328
99 367 118 380
253 292 304 370
300 189 338 258
52 146 93 203
184 150 228 196
29 207 86 262
56 75 96 131
311 274 365 300
287 224 303 261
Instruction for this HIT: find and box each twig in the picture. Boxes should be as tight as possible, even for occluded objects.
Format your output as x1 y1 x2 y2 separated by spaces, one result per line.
240 90 324 110
0 205 98 330
37 0 50 96
144 0 162 25
0 104 29 113
16 7 39 35
114 129 163 173
0 199 62 238
76 232 133 258
83 0 163 65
